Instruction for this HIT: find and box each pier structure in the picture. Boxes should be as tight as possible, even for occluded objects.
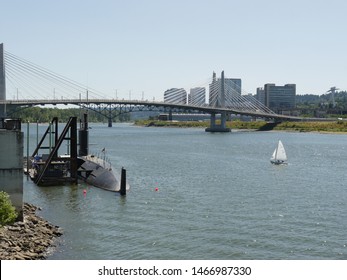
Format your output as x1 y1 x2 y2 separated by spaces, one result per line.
31 117 78 186
0 118 23 220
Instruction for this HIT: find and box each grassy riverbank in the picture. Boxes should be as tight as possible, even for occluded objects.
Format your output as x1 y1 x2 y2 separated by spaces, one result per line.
134 119 347 133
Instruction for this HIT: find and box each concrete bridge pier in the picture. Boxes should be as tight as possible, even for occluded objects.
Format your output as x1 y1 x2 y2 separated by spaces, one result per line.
108 107 112 127
205 112 231 132
0 119 23 221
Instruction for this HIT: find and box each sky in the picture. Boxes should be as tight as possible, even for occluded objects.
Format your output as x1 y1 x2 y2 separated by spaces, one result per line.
1 0 347 101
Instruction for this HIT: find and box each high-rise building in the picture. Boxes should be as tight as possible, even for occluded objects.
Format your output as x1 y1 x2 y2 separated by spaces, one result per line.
189 87 206 106
164 88 187 104
262 83 296 111
256 87 265 105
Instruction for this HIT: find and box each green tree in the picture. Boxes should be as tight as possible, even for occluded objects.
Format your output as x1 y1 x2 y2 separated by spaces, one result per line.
0 191 18 226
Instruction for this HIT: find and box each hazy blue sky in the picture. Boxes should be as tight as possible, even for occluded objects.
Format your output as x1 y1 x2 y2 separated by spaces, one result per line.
1 0 346 100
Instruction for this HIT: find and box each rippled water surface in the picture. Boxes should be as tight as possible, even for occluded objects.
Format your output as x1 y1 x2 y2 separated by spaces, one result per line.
23 123 347 259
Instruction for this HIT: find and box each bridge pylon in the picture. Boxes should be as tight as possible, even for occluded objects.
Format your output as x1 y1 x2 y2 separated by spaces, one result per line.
0 43 6 117
205 71 231 132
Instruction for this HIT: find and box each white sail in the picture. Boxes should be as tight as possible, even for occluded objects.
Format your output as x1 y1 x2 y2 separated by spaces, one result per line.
276 140 287 161
270 140 287 164
271 149 277 161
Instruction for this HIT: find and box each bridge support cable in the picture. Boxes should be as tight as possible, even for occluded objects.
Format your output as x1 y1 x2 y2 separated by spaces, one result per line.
5 60 56 100
222 78 275 115
208 75 221 108
4 51 106 101
4 52 85 100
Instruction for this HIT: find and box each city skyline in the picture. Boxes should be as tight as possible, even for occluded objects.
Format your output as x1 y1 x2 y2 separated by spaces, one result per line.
1 0 346 101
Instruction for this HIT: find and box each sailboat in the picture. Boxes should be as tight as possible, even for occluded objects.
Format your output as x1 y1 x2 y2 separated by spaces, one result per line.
270 140 287 165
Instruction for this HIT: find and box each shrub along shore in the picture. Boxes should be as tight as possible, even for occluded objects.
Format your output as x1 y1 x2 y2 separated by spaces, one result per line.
0 203 62 260
135 119 347 133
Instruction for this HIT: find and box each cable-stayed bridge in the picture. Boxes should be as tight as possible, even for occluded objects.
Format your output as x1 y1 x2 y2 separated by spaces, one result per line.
0 44 300 132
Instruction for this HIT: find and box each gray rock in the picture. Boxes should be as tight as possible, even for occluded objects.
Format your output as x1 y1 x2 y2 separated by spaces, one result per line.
0 203 63 260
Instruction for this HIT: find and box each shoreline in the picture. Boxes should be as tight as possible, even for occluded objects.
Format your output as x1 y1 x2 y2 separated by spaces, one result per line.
134 120 347 134
0 203 62 260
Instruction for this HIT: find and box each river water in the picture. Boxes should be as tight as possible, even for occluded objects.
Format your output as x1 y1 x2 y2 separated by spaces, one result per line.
23 123 347 260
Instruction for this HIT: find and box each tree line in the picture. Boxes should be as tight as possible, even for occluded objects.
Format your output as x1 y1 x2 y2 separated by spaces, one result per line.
9 107 130 123
296 91 347 110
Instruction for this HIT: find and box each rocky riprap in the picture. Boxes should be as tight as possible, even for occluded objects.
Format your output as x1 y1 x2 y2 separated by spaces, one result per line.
0 203 62 260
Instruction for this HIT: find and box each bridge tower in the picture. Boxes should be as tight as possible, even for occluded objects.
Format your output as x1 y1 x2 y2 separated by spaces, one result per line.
0 43 6 117
205 71 231 132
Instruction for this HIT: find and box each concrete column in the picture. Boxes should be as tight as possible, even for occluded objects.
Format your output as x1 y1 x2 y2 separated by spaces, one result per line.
0 43 6 117
0 43 5 101
108 117 112 127
221 112 226 127
210 113 216 129
0 120 23 220
205 112 230 132
220 70 225 108
108 107 112 127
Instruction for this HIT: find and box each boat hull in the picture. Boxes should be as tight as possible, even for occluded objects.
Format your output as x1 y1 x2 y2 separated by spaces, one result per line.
270 159 287 165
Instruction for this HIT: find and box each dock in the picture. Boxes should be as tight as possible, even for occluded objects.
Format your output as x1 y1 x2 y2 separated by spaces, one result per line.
26 114 128 194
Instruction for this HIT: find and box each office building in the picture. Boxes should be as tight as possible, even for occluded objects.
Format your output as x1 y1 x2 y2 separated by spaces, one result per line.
164 88 187 104
256 87 266 105
188 87 206 106
262 83 296 111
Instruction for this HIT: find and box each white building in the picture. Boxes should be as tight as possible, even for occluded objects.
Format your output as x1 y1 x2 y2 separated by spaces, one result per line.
164 88 187 104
